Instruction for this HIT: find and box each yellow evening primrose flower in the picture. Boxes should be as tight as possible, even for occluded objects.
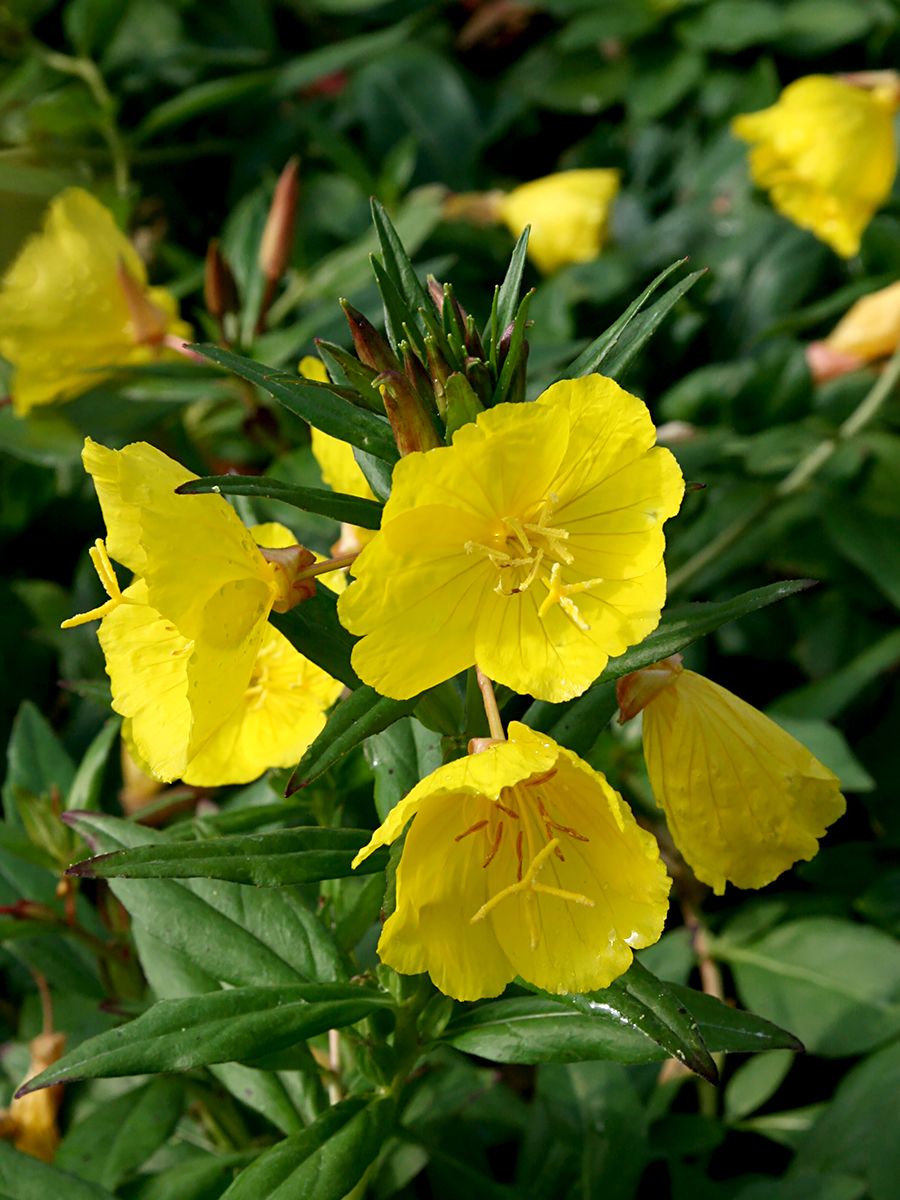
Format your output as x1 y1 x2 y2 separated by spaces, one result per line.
0 188 191 416
499 169 620 274
338 373 683 704
807 279 900 381
62 439 339 784
300 355 378 554
617 656 846 895
353 721 670 1001
732 75 899 258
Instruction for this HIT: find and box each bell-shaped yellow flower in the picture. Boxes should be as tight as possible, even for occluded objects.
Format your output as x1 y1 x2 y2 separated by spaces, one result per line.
339 373 683 703
807 280 900 381
0 188 191 416
353 721 670 1001
618 657 846 894
62 440 339 784
301 355 378 554
732 75 898 258
499 169 620 274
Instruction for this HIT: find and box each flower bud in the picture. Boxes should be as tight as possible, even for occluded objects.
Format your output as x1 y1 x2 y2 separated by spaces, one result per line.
260 543 319 612
616 655 683 722
203 238 239 320
377 370 442 455
807 279 900 382
340 300 399 373
116 258 169 346
259 157 300 283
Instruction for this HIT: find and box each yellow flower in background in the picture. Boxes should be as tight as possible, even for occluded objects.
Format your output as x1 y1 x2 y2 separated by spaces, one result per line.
732 75 898 257
300 355 378 554
0 1032 66 1163
0 188 191 416
352 721 669 1001
807 280 900 382
617 656 846 894
499 169 620 274
62 440 336 784
339 373 683 703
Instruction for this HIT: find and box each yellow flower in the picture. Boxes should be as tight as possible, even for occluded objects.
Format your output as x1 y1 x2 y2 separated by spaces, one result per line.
300 355 378 554
618 657 846 894
0 1032 66 1163
499 169 620 274
62 439 339 784
732 75 898 257
0 188 191 416
807 280 900 381
352 721 669 1001
339 374 683 703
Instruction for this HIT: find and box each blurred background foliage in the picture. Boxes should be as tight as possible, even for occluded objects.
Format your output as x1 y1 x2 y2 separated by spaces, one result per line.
1 0 899 1197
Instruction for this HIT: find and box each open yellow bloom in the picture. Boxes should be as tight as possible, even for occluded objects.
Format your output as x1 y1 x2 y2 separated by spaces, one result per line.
807 280 900 381
499 169 620 274
618 657 846 894
353 721 670 1001
732 76 898 257
339 374 683 703
62 440 339 784
0 188 191 416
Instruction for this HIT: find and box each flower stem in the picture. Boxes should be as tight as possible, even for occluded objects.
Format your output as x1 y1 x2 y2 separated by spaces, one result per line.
476 667 506 741
668 342 900 594
294 552 358 582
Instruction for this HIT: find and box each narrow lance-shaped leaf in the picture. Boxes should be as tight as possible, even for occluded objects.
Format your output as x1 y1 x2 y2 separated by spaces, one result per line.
271 586 359 689
288 686 417 792
220 1097 395 1200
371 197 436 329
177 475 383 530
487 226 531 368
67 827 389 886
189 343 398 462
603 269 707 382
561 258 689 379
19 985 395 1093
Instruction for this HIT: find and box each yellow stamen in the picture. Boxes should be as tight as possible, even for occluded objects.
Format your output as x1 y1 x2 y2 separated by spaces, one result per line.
61 540 131 629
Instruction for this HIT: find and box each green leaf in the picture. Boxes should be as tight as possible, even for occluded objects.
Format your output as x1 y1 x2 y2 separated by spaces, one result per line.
271 587 359 688
561 259 690 379
55 1078 184 1190
725 1050 794 1122
190 344 398 463
602 270 706 382
492 288 534 406
288 686 416 792
525 579 815 752
489 228 531 362
176 474 383 529
716 917 900 1057
66 718 121 812
769 628 900 721
442 986 797 1065
221 1097 395 1200
65 813 346 987
0 1142 116 1200
371 197 435 330
67 826 388 885
21 986 393 1093
793 1039 900 1200
3 701 75 822
365 715 443 822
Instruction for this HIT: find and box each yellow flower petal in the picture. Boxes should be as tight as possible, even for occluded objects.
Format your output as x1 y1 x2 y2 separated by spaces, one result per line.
181 625 342 786
97 580 193 781
500 169 620 274
823 279 900 363
360 722 669 1000
0 188 190 415
732 76 898 257
641 669 846 893
340 374 681 702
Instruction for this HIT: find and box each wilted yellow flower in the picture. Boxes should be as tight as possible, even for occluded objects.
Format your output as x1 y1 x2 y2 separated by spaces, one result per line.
732 75 898 257
62 440 338 784
339 374 683 703
807 280 900 381
353 721 669 1000
499 169 620 273
0 188 191 416
617 656 846 894
0 1032 65 1162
